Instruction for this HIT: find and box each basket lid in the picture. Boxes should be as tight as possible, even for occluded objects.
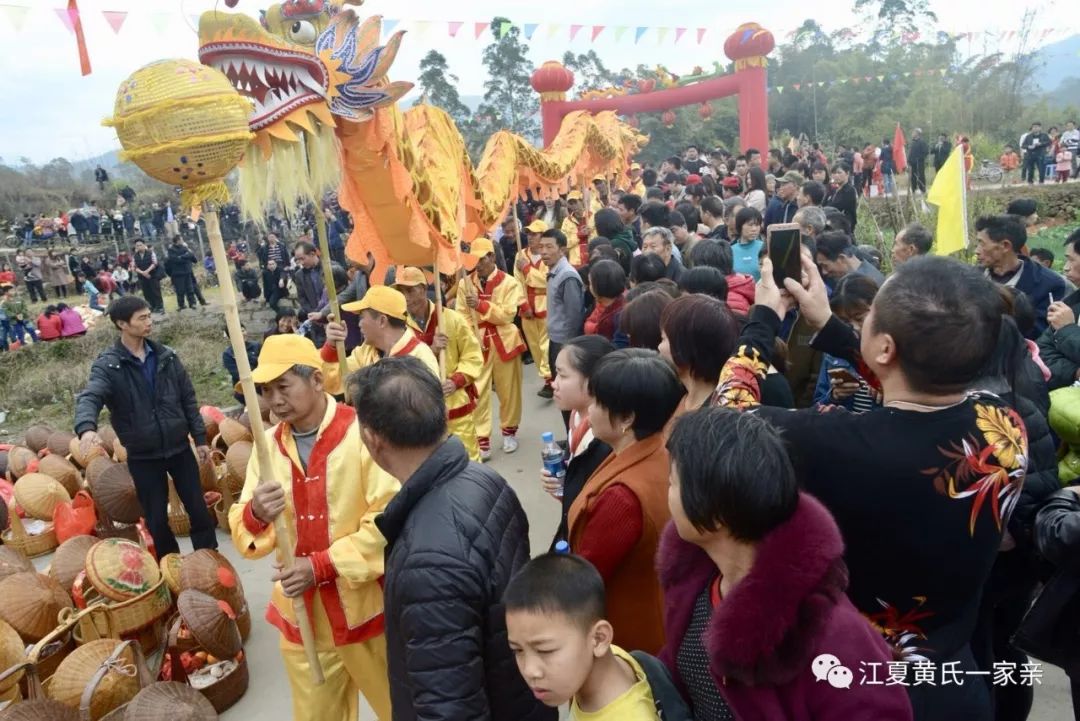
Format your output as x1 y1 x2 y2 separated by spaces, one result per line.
176 590 242 660
89 463 142 525
0 546 33 581
159 554 183 595
38 454 80 496
13 473 70 521
0 618 25 692
23 425 53 453
7 447 39 480
47 639 139 720
46 430 77 457
0 698 80 721
179 550 244 609
85 539 161 602
124 681 218 721
0 572 73 642
50 535 98 594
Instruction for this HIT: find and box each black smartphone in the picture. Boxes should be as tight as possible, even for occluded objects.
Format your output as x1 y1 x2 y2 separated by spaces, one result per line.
767 223 802 288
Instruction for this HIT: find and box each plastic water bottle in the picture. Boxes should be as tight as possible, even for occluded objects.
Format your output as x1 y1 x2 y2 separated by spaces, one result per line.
541 431 567 499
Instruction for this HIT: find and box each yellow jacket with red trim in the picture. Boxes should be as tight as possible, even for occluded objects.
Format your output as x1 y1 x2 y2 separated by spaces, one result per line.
455 269 526 361
320 328 439 395
228 397 400 648
513 249 549 317
561 216 591 267
409 301 484 419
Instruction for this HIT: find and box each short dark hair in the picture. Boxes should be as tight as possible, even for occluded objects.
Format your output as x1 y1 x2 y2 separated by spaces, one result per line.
294 241 317 256
630 253 666 285
541 228 567 249
107 295 150 327
666 156 683 170
700 195 725 221
745 147 761 159
589 259 626 299
830 162 851 175
348 357 447 447
619 290 673 350
1068 227 1080 256
815 230 855 261
642 168 658 187
675 202 701 233
594 208 625 239
669 210 687 229
560 335 616 381
589 349 685 439
975 215 1027 250
800 181 826 206
822 207 852 234
661 294 738 383
870 256 1002 394
678 266 729 301
503 553 605 629
667 407 799 541
830 273 879 320
734 207 763 238
645 187 666 202
898 223 933 255
690 239 734 275
618 194 642 213
1005 198 1037 218
639 201 670 229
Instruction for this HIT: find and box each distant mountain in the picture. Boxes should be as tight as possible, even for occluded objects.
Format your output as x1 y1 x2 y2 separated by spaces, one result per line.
1034 34 1080 94
72 150 121 174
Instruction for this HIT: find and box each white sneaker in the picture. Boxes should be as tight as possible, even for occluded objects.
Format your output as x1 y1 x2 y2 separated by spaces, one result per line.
502 436 519 454
480 447 492 462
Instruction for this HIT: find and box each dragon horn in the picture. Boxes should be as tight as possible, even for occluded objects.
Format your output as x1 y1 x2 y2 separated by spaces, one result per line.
369 30 406 81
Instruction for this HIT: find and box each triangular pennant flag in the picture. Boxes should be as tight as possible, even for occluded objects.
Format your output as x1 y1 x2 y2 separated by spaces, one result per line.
938 68 947 76
547 24 562 39
102 10 127 34
903 71 911 77
635 26 647 43
150 12 170 35
657 27 669 44
614 26 628 42
591 25 604 42
776 86 784 94
839 78 848 84
414 20 431 37
792 83 800 91
383 19 399 34
523 23 538 39
499 21 512 38
570 24 583 40
675 27 687 43
55 7 76 34
876 75 884 82
1 4 29 31
864 76 872 82
817 81 825 87
448 20 463 37
474 21 488 39
696 28 706 44
850 77 859 84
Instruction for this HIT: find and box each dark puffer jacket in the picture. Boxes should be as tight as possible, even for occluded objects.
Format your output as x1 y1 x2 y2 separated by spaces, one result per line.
74 339 206 460
375 437 556 721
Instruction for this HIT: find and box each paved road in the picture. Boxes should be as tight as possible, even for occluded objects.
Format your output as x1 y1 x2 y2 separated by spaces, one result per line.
154 370 1072 719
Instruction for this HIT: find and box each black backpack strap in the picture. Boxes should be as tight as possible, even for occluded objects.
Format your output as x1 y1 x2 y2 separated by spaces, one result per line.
630 650 696 721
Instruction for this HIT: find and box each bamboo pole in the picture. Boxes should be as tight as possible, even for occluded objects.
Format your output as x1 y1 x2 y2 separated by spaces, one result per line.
304 133 350 388
433 244 446 379
203 203 325 685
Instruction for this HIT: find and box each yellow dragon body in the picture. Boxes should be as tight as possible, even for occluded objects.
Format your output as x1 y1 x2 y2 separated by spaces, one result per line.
197 2 645 273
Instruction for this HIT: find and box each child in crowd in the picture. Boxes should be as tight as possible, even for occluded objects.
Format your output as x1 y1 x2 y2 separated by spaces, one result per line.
1 288 37 345
1000 145 1020 185
1056 143 1074 183
36 305 63 341
504 553 662 721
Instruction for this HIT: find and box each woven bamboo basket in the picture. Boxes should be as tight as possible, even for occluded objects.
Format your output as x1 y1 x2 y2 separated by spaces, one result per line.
167 480 190 537
0 573 73 643
0 547 32 581
45 639 140 721
200 414 220 449
214 419 250 450
49 536 97 595
235 412 252 435
22 427 53 454
211 463 234 534
68 439 108 472
89 464 142 526
83 457 114 489
177 552 248 640
110 440 126 464
0 619 25 699
160 555 183 596
85 540 160 603
92 513 140 544
0 697 79 721
223 442 250 498
46 432 77 458
1 505 58 559
68 577 173 657
123 681 218 721
96 428 117 458
6 447 37 480
13 474 70 521
37 455 82 497
165 608 246 714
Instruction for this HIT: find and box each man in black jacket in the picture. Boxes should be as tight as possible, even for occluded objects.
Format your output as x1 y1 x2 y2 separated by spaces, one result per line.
165 236 206 310
132 239 165 314
74 296 217 556
350 357 555 721
932 133 952 172
1021 122 1051 185
908 128 930 194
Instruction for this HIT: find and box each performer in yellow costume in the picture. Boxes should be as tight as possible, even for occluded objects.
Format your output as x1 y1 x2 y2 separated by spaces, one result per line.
391 267 484 461
515 220 553 399
321 285 439 394
230 334 399 721
457 238 526 460
628 162 646 196
561 191 592 268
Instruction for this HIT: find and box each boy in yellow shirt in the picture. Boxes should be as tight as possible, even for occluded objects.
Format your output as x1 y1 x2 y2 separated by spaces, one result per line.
504 553 660 721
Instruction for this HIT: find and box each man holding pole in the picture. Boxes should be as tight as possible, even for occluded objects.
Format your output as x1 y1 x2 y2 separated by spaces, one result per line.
229 334 397 721
515 220 554 399
457 238 526 461
394 266 485 462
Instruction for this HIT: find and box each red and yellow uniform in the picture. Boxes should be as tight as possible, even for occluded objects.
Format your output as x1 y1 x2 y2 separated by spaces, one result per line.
457 240 526 451
229 336 398 721
514 241 551 385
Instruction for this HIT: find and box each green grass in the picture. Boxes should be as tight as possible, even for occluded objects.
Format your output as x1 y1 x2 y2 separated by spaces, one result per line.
1028 224 1077 272
0 311 238 442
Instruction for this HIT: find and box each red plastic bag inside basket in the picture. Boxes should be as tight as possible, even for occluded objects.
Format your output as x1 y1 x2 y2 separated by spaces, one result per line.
54 490 97 543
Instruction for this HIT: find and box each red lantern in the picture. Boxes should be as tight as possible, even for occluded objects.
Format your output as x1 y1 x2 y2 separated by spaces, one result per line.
530 61 575 100
637 78 656 94
662 110 677 128
698 103 713 120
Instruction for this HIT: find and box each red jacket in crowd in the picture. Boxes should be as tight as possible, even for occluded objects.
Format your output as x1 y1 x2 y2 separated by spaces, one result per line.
36 312 63 341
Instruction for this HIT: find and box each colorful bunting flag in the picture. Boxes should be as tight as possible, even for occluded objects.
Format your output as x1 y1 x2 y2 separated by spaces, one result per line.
614 26 628 42
876 75 884 82
150 12 171 35
635 26 647 43
656 27 669 44
0 4 29 31
696 28 706 44
792 83 800 90
383 18 399 33
591 25 604 41
499 21 512 38
776 87 784 93
675 27 686 43
414 20 431 37
448 20 463 37
570 24 583 40
523 22 538 39
474 21 487 39
547 23 562 39
102 10 127 34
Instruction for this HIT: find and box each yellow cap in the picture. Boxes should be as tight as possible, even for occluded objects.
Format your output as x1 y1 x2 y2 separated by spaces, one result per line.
630 162 642 171
525 219 548 234
392 266 428 288
244 334 323 391
592 174 606 182
567 190 583 201
462 237 495 272
342 285 408 320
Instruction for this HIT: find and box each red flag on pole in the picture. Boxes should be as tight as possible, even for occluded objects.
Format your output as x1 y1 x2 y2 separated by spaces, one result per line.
893 122 908 174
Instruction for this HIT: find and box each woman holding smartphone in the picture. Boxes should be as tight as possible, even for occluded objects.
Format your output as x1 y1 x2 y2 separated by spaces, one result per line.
812 274 882 412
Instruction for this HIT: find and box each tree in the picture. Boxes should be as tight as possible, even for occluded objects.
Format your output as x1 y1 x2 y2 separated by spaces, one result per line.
473 16 539 151
418 50 472 126
562 50 621 95
854 0 938 45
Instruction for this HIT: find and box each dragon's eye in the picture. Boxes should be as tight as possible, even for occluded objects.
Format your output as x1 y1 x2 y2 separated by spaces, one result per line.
288 20 317 44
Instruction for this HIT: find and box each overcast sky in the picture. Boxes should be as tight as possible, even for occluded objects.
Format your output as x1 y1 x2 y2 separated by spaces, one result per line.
0 0 1064 164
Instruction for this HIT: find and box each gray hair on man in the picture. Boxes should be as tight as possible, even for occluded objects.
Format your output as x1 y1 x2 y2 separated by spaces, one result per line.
643 226 675 247
794 206 827 236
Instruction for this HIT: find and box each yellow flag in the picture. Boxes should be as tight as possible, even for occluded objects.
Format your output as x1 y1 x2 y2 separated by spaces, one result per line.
926 145 968 255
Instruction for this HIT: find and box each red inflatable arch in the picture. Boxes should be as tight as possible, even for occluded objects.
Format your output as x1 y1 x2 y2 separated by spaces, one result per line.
531 22 774 154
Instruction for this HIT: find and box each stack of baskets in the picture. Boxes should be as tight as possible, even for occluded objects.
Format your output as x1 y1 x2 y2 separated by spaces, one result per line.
177 551 251 641
162 590 247 713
